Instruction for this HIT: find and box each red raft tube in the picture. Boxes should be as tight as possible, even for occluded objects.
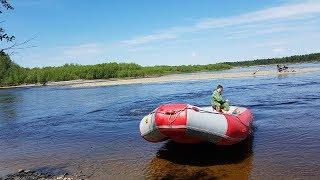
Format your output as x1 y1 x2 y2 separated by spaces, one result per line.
139 104 253 145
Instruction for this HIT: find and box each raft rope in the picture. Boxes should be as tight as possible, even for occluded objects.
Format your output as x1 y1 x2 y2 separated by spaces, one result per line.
197 107 251 128
150 106 220 125
149 105 250 128
235 115 250 128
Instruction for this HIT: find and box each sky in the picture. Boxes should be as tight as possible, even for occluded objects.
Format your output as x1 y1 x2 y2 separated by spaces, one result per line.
2 0 320 67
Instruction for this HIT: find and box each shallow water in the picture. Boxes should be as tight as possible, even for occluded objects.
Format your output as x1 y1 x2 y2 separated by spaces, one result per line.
1 64 320 179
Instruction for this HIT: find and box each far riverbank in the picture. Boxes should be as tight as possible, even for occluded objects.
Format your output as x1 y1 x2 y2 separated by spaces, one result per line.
1 66 319 89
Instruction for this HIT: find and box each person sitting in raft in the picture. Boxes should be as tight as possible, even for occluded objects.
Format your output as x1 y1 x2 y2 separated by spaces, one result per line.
211 85 230 113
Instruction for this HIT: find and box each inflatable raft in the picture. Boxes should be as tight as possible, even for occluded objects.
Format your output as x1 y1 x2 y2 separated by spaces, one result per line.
140 104 253 145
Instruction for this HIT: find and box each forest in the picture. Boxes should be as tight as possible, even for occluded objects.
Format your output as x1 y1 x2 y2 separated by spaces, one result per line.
225 53 320 66
0 52 320 87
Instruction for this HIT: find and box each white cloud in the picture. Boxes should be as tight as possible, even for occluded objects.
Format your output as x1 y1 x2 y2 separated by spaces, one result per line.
225 16 318 39
122 0 320 45
195 0 320 29
13 43 111 67
122 33 176 45
254 41 288 48
62 43 104 57
272 47 287 53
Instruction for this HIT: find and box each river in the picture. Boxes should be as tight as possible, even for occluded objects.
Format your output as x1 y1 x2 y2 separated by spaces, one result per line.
1 63 320 179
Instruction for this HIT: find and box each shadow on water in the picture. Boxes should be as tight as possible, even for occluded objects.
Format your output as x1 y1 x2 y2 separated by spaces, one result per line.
157 137 253 166
145 137 254 179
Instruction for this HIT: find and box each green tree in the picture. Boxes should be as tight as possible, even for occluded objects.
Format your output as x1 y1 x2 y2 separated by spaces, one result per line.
0 51 11 79
0 0 15 50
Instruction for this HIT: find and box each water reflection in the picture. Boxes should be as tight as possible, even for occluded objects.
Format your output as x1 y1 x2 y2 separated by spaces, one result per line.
277 73 289 79
145 137 253 179
0 91 23 150
0 93 20 121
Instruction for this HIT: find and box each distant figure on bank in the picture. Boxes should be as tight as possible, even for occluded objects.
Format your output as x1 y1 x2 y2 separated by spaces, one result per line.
211 85 230 113
252 68 260 75
277 64 289 73
277 65 282 72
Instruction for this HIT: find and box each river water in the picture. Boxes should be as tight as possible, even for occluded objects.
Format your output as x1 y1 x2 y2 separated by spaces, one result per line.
0 64 320 179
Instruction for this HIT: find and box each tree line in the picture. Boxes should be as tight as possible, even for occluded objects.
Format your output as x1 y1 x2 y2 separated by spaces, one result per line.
0 52 320 87
0 52 231 86
225 53 320 66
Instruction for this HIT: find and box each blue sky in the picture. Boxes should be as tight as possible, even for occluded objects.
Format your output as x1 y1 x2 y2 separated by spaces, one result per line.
3 0 320 67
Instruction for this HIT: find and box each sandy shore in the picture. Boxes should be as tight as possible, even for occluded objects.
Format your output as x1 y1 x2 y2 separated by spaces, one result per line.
1 67 320 89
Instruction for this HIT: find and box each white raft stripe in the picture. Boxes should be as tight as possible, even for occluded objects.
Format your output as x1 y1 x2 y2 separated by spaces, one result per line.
156 125 244 142
142 126 246 142
186 126 246 141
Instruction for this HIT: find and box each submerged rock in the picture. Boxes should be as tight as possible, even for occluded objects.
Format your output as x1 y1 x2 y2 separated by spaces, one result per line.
2 169 74 180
